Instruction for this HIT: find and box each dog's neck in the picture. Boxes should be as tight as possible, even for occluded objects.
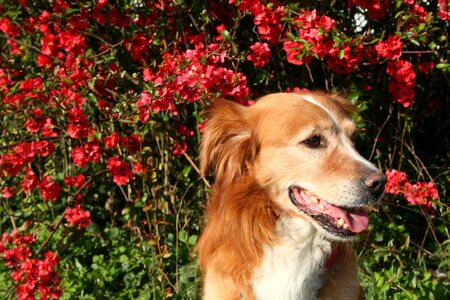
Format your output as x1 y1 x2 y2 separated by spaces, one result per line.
251 216 333 300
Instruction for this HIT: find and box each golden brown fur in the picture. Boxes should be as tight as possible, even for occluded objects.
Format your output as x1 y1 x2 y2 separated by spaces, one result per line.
197 91 385 299
197 179 278 298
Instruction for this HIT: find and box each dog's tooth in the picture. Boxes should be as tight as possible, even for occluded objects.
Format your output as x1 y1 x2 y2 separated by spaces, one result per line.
310 195 318 203
367 206 378 212
337 218 345 227
343 223 349 230
318 204 325 209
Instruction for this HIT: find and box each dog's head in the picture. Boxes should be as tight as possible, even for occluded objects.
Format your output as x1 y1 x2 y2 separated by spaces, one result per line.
201 91 386 241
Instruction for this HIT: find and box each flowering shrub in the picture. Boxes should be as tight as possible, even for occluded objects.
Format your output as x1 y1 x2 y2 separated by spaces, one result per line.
0 0 449 298
0 232 62 299
385 169 439 209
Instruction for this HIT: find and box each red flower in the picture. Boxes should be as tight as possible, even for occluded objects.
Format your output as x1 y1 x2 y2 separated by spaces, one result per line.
253 5 285 44
125 33 151 61
14 142 35 165
137 91 152 122
133 162 146 175
325 44 363 74
39 176 61 202
177 125 194 137
375 35 403 60
21 168 39 195
247 42 271 67
197 120 207 133
385 170 408 195
172 141 187 156
143 68 153 82
0 232 62 299
388 81 415 108
84 142 103 162
229 0 260 12
32 140 56 157
0 18 21 37
290 10 336 58
386 60 416 107
123 134 142 153
348 0 390 19
37 53 53 68
19 77 43 91
71 146 88 167
67 107 89 139
64 174 85 188
3 247 31 268
418 62 435 74
1 187 16 198
283 41 308 65
65 204 91 228
403 181 438 207
412 4 428 23
106 156 133 185
42 118 58 137
24 118 42 133
286 87 310 93
71 142 103 167
58 30 86 55
385 169 439 209
438 0 450 20
387 60 416 85
215 24 227 42
104 132 121 149
0 153 23 176
40 34 58 56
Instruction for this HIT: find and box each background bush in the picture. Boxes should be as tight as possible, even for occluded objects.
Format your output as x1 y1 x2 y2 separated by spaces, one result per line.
0 0 449 299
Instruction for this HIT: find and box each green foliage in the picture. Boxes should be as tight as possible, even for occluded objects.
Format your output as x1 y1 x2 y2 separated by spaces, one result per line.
359 209 450 299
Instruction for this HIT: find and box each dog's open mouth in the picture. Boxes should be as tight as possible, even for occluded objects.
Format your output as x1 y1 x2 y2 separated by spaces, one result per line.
288 186 369 238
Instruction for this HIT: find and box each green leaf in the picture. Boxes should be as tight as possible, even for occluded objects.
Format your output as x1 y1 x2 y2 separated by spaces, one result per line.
231 41 239 55
63 78 73 85
286 32 298 41
188 235 198 246
436 63 449 69
418 23 426 32
348 92 360 102
409 38 420 46
220 29 230 39
428 41 437 50
179 230 188 243
338 48 345 59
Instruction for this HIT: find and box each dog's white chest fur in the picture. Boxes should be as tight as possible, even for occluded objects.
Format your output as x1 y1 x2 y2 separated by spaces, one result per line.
252 217 332 300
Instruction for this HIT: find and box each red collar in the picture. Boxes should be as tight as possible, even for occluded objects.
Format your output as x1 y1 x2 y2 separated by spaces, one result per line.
323 248 338 270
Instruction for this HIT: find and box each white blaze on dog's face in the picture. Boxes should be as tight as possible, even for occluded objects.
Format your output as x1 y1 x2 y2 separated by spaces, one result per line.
250 92 386 240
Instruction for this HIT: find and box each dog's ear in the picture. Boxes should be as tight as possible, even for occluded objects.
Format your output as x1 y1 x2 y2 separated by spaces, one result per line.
328 93 356 117
200 99 258 185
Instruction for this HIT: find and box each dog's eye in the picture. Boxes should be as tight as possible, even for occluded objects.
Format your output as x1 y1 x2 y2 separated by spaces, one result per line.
303 135 324 148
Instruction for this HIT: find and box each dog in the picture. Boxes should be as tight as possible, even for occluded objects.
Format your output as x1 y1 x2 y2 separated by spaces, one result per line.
197 91 386 300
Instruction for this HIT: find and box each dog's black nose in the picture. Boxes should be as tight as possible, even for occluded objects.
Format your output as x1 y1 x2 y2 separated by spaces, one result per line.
362 172 387 197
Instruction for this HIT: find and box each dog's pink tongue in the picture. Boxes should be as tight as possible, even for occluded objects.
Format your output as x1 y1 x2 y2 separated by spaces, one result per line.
294 189 369 233
327 206 368 233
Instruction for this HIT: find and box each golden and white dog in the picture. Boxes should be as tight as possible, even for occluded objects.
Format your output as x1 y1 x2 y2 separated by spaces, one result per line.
197 91 386 299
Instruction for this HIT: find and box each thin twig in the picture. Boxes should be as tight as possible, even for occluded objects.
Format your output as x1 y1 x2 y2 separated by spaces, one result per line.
34 207 69 256
182 151 210 188
369 114 390 161
0 34 63 63
1 199 17 231
0 135 66 150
